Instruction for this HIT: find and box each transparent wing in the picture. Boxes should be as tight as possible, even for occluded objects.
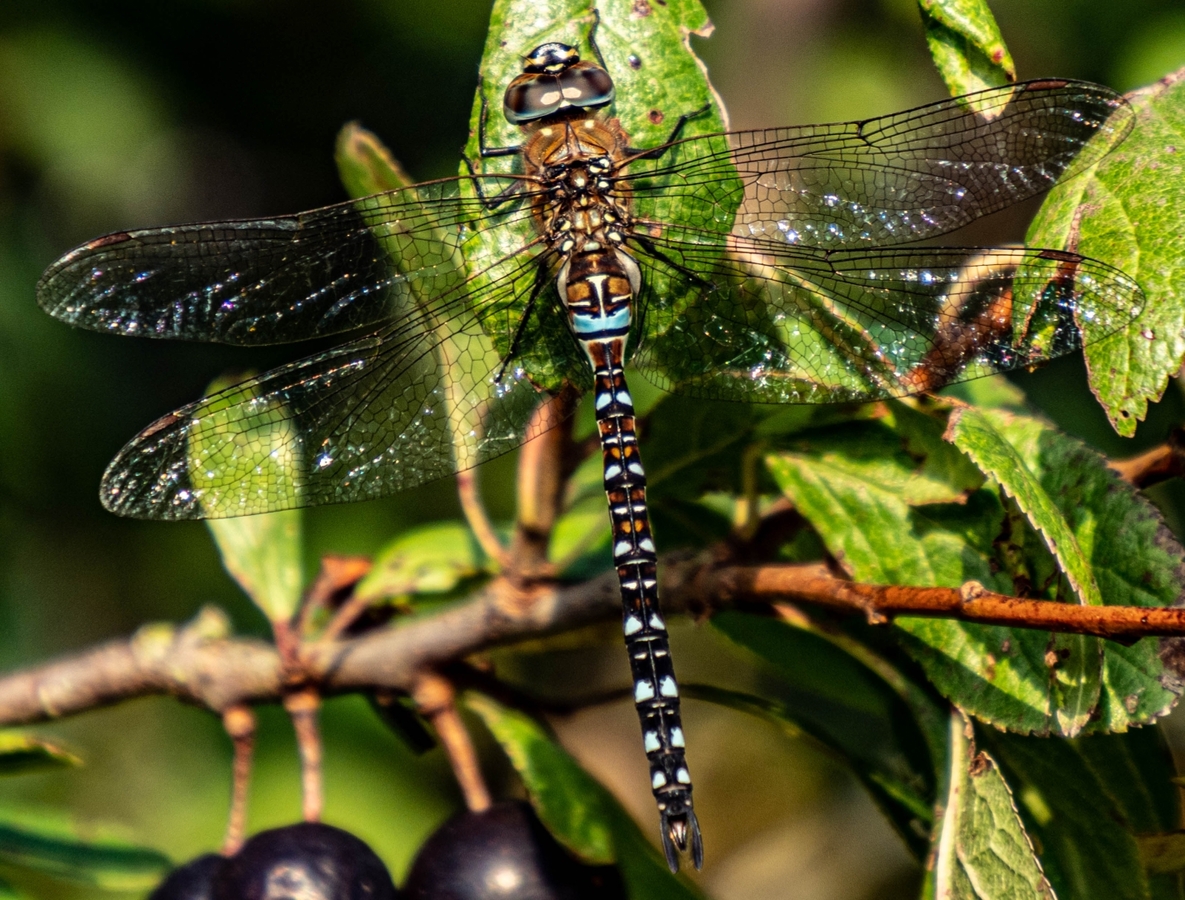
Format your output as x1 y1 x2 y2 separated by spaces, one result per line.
623 79 1132 250
629 233 1144 404
37 176 538 345
97 244 590 520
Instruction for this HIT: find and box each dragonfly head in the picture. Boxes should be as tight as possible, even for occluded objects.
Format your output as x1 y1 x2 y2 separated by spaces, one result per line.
504 42 615 125
522 41 580 74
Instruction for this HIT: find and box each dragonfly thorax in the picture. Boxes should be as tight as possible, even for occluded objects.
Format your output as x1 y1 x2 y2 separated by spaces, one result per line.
522 117 635 259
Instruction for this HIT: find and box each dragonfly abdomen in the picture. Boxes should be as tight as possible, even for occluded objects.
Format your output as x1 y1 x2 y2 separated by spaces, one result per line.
565 249 702 870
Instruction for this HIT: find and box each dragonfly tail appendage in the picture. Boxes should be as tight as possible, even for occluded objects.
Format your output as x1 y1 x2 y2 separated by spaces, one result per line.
589 341 701 872
662 808 705 874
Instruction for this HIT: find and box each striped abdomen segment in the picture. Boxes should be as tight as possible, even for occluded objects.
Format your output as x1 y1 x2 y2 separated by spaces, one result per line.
564 247 702 871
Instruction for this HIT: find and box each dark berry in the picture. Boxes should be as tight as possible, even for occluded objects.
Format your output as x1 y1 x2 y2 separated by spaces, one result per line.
213 822 398 900
150 853 226 900
402 801 625 900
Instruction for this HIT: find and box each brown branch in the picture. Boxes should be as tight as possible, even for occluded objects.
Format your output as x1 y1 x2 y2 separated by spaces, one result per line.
0 566 625 727
4 558 1185 730
693 564 1185 641
301 555 373 640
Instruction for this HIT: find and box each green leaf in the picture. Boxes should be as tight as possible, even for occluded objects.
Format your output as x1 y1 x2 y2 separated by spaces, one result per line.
464 694 614 864
0 734 80 776
946 407 1101 609
1076 728 1183 900
644 394 758 500
1074 727 1179 834
929 710 1053 900
0 817 169 890
964 409 1185 734
465 694 706 899
985 731 1148 900
940 374 1028 412
334 121 413 198
1028 71 1185 436
765 416 1007 584
766 405 1185 736
192 375 304 622
766 425 1058 734
890 401 986 503
188 376 308 519
918 0 1016 98
549 493 611 578
205 512 303 623
353 521 486 604
946 406 1103 735
0 876 26 899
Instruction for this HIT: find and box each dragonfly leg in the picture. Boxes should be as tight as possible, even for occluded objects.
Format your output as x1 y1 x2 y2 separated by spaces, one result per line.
585 8 607 71
629 234 714 289
492 258 553 385
476 90 521 160
462 154 525 211
624 103 712 159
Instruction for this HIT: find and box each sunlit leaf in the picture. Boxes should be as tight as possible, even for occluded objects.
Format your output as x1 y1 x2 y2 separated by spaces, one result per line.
946 406 1103 735
959 408 1185 734
1029 69 1185 436
918 0 1016 99
766 403 1185 736
929 710 1053 900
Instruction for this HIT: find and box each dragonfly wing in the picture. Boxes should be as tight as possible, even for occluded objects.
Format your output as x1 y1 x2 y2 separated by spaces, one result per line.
629 234 1144 404
100 252 563 519
625 80 1132 250
37 177 532 345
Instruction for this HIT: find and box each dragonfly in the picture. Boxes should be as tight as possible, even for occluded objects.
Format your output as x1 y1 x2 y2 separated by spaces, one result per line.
38 25 1141 872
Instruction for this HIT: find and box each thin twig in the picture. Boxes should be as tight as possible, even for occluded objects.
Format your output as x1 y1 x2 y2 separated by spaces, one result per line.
511 387 580 576
299 556 373 639
457 469 509 568
284 689 323 823
413 673 491 812
221 705 256 856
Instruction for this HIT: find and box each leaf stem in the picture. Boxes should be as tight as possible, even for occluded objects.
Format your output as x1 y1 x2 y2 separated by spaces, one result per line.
284 688 323 823
413 673 491 812
221 704 256 856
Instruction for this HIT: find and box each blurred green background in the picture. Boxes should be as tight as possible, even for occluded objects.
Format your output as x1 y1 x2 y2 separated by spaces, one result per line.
1 0 1184 898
